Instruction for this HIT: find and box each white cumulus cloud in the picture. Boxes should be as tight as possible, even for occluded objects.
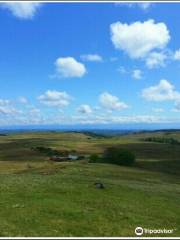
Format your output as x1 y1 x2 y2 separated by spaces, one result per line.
145 51 167 68
142 79 180 102
55 57 86 78
0 99 20 115
1 2 42 19
152 108 164 113
138 2 152 10
38 90 72 107
18 96 28 104
117 66 127 74
29 107 40 114
99 92 128 111
174 49 180 60
80 54 103 62
132 69 142 79
173 101 180 112
110 19 170 59
77 104 93 114
115 2 152 11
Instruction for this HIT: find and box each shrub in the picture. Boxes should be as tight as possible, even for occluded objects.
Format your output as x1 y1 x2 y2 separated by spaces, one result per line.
143 137 180 145
70 149 77 153
77 155 85 160
33 146 62 156
89 153 100 163
102 147 135 166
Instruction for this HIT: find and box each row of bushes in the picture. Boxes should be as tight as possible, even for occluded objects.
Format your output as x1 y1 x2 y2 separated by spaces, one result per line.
142 137 180 145
89 147 136 166
31 146 73 157
32 146 86 160
32 146 136 166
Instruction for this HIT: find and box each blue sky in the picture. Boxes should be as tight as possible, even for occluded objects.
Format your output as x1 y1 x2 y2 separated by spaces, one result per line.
0 2 180 128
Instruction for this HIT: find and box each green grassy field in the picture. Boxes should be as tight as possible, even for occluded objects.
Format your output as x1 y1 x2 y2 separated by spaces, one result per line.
0 130 180 237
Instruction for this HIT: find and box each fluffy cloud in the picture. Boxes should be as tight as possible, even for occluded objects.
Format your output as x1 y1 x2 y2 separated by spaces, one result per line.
0 106 18 115
142 79 180 102
29 107 40 114
48 114 180 125
145 51 167 68
152 108 164 113
1 112 180 126
99 92 128 111
1 2 42 19
173 102 180 112
0 99 10 105
55 57 86 78
77 104 93 114
80 54 103 62
18 96 28 104
115 2 152 11
117 66 127 74
132 69 142 79
38 90 72 107
174 49 180 60
110 19 170 59
137 2 152 10
0 99 19 115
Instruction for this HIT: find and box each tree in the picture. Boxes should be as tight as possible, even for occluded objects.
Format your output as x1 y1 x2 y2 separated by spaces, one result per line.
102 147 135 166
89 153 100 163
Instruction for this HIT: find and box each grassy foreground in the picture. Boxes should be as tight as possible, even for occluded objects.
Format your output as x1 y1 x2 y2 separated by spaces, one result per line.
0 131 180 237
0 162 180 237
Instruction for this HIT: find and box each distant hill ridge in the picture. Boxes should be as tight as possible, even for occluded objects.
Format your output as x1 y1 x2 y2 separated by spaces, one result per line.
0 128 180 137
